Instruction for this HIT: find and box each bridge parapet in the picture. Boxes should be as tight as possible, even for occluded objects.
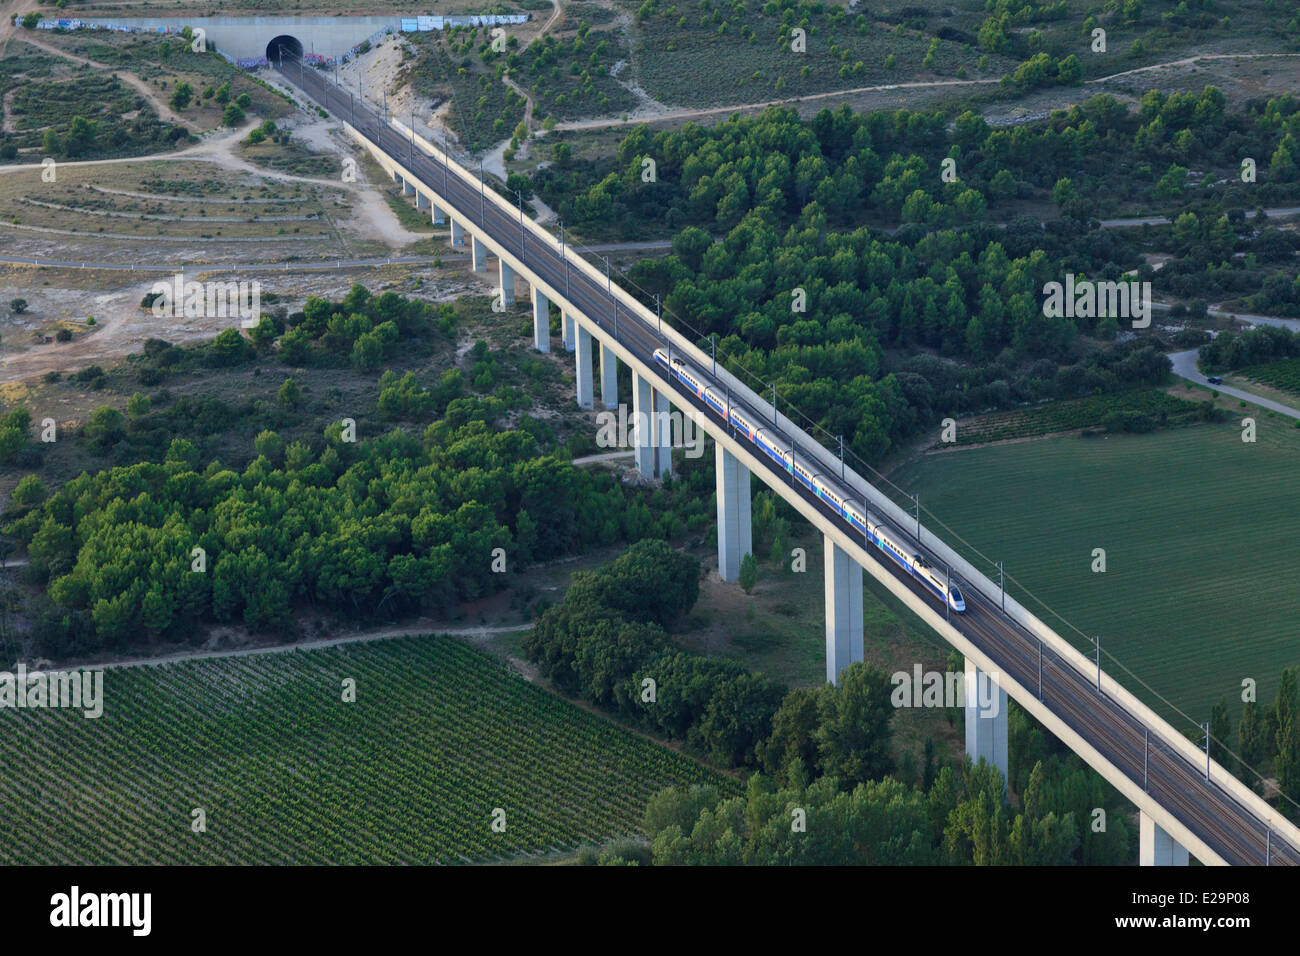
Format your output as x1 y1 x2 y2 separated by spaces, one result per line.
366 107 1298 864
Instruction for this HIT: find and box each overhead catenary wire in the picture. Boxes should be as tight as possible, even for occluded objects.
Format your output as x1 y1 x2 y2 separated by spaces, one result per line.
293 57 1300 821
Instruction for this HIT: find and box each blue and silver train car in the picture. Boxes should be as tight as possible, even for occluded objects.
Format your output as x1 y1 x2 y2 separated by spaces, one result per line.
653 348 965 613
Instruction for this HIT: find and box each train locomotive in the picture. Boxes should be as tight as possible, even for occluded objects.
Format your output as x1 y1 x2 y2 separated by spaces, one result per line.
653 348 966 614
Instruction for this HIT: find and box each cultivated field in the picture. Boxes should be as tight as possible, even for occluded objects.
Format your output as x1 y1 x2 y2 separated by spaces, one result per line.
1239 357 1300 399
0 635 730 864
947 389 1212 446
891 416 1300 728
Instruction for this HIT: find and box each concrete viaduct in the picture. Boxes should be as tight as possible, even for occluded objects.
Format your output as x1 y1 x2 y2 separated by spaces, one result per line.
280 59 1300 867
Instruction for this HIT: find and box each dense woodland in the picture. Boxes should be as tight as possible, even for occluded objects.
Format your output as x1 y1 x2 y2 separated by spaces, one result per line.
531 91 1300 461
531 542 1138 864
0 289 724 658
548 550 1300 864
1198 323 1300 371
541 90 1300 233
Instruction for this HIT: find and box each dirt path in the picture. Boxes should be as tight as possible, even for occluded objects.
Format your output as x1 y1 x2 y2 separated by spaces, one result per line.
1 89 16 134
0 276 179 382
554 76 1000 130
525 0 564 52
554 50 1300 131
26 622 535 674
571 450 634 466
17 34 195 130
0 114 429 247
1086 51 1300 85
0 0 39 58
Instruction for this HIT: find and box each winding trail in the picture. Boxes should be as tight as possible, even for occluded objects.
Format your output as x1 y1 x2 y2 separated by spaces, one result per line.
24 622 535 674
16 33 194 129
1086 51 1300 85
554 51 1300 132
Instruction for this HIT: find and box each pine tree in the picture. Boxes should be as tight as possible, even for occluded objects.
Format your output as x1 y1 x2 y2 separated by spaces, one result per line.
1209 696 1232 768
738 552 758 593
1239 700 1264 773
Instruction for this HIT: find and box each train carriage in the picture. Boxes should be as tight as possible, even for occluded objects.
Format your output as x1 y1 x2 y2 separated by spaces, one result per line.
652 348 964 613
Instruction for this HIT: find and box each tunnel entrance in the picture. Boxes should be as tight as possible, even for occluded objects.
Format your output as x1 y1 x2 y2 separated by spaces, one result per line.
266 35 303 65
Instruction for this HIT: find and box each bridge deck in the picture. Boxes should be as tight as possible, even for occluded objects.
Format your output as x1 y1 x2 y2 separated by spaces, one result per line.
279 59 1300 866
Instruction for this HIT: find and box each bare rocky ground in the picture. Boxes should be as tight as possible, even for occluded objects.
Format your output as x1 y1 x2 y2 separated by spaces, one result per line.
0 261 490 383
0 33 500 383
0 6 1297 391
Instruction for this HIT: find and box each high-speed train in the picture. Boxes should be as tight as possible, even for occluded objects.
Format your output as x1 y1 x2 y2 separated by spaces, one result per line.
654 348 966 614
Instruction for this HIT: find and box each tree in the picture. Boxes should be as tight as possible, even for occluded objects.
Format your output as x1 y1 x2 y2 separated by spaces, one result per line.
988 169 1018 200
126 392 151 419
671 226 713 272
207 328 252 366
505 171 533 201
84 406 127 453
1154 164 1188 200
351 332 384 371
10 298 27 315
1011 53 1055 90
758 687 820 777
1056 55 1082 85
65 116 96 157
253 429 285 464
569 539 700 628
170 82 194 110
11 474 46 508
738 552 757 592
977 15 1009 53
1209 696 1232 768
1051 177 1076 207
1239 699 1265 776
222 104 246 127
277 377 302 410
1269 135 1298 183
278 327 313 366
815 662 896 788
249 315 277 350
165 438 200 469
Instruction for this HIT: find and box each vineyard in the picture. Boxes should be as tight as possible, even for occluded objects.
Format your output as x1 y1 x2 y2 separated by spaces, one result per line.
0 636 731 864
1240 358 1300 398
952 390 1209 446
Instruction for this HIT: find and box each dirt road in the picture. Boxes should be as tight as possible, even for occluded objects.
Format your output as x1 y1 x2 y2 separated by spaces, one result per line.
17 33 195 129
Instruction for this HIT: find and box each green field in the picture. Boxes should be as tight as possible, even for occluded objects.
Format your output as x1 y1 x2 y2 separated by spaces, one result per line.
891 417 1300 731
0 636 730 864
